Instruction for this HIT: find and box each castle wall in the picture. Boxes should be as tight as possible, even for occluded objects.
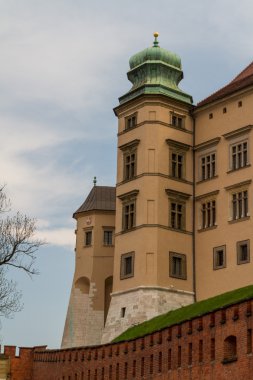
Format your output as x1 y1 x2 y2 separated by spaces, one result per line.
2 345 46 380
31 299 253 380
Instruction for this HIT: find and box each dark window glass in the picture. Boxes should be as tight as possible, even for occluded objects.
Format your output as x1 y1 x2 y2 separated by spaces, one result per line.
85 231 92 246
104 231 113 245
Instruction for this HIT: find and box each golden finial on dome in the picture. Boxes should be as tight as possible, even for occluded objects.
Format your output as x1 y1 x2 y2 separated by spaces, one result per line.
153 32 159 47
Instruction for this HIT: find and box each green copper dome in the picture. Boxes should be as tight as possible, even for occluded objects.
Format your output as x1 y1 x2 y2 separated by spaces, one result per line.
129 41 182 71
118 33 192 105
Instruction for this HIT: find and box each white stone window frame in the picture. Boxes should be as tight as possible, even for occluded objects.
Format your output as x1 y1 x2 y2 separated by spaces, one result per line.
125 112 138 130
200 199 216 230
229 138 249 171
225 180 251 222
196 191 219 231
223 126 251 172
198 149 217 182
119 139 140 182
169 111 186 129
83 227 93 247
118 189 139 232
166 139 190 181
166 189 191 232
102 226 115 246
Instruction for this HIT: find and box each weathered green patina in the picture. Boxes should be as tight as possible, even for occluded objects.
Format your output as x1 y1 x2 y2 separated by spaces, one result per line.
119 33 193 105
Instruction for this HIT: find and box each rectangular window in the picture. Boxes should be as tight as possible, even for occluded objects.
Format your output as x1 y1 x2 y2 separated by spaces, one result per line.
104 230 113 246
231 141 248 170
232 190 248 220
171 152 184 179
123 201 135 230
124 152 136 180
213 245 226 270
125 114 137 130
119 140 140 182
237 240 250 264
201 200 216 228
171 114 184 129
169 252 187 280
170 201 184 230
200 153 216 180
120 252 134 279
85 231 92 246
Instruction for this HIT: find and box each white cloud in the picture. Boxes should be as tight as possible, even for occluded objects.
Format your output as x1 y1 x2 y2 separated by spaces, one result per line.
36 227 75 249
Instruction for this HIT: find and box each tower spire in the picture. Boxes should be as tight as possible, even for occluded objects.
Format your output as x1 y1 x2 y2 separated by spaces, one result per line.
153 32 159 47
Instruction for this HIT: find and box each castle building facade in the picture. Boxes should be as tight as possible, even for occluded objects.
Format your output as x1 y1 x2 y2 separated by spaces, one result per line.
62 34 253 347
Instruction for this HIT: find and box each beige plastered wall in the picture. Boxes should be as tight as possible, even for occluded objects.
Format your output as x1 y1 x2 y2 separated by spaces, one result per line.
194 88 253 300
113 95 194 294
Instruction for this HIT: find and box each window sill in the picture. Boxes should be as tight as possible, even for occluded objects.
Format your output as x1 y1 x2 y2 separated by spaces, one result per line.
83 245 92 248
196 175 218 184
169 124 189 133
168 175 192 184
237 259 250 265
228 216 250 224
227 164 251 174
103 244 114 247
120 274 134 280
169 274 187 281
168 227 192 235
198 225 217 233
121 227 137 234
213 265 226 271
222 357 237 365
120 176 137 184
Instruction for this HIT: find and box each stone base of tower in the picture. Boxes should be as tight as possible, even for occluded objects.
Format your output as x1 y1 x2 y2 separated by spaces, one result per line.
101 286 194 343
61 282 104 348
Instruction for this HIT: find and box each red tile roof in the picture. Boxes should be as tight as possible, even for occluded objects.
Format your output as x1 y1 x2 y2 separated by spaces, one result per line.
197 62 253 107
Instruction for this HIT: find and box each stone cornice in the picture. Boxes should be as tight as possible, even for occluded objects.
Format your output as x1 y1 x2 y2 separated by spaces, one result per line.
224 179 252 191
194 137 221 151
118 139 140 151
195 190 219 201
166 139 191 150
223 125 252 140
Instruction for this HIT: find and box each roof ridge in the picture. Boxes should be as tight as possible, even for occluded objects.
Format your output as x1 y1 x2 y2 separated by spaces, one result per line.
230 61 253 83
197 62 253 108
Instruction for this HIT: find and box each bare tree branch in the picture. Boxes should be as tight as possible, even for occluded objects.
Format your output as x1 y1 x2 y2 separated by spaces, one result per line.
0 187 45 318
0 268 22 318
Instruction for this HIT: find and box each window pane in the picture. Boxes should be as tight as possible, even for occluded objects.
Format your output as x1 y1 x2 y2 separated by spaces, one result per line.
104 231 113 245
125 257 132 275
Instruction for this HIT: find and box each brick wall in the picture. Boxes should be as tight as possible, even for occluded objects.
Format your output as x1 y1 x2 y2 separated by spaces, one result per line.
3 345 46 380
32 299 253 380
7 299 253 379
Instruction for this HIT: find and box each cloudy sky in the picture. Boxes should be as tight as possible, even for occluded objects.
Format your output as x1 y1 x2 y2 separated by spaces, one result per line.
1 0 253 349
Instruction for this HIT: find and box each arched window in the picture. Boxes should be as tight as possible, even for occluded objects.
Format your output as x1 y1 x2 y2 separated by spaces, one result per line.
223 335 237 363
75 277 90 294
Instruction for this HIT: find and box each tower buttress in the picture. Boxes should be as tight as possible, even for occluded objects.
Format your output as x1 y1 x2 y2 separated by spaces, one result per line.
102 34 195 343
61 185 115 347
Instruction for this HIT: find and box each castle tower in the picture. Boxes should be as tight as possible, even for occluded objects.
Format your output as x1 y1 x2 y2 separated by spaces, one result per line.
102 34 195 343
61 183 115 347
